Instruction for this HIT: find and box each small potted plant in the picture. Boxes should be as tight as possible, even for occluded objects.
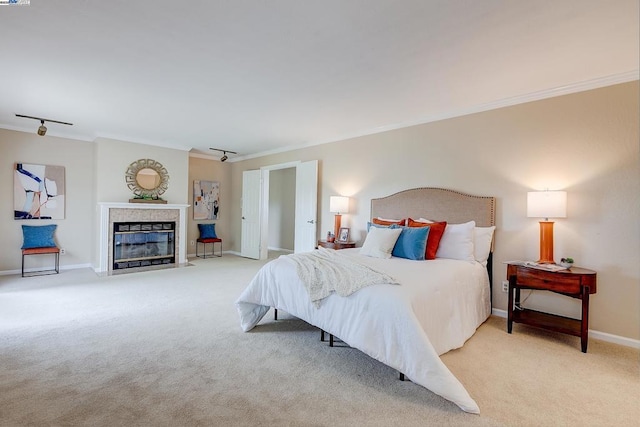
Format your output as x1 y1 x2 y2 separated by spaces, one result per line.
559 257 574 269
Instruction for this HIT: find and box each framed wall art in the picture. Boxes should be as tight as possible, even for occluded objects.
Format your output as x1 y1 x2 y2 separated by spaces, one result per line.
14 163 65 220
193 180 220 220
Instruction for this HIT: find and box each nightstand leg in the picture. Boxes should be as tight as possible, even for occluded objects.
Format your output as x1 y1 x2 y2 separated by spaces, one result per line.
581 286 590 353
507 275 515 333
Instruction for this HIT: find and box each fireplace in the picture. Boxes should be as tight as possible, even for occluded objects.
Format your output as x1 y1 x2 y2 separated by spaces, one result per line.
113 221 175 270
97 203 189 274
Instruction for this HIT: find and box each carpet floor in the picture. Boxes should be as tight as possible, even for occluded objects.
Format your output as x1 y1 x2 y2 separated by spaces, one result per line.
0 254 638 426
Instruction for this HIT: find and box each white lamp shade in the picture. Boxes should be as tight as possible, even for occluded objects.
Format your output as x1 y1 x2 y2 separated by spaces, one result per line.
329 196 349 214
527 191 567 219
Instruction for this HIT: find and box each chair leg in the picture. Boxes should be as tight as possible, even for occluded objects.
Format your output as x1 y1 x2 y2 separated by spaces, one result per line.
22 253 25 277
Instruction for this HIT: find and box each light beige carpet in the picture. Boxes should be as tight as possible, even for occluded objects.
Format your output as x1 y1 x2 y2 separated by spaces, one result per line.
0 255 638 426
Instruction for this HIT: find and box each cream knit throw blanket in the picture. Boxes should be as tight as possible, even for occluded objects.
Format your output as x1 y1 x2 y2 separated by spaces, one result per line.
287 247 398 307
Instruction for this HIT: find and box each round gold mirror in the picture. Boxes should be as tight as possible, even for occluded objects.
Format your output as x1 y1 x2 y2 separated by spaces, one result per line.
125 159 169 199
136 168 161 190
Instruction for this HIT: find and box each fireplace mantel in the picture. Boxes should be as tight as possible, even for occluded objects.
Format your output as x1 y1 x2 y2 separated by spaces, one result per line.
97 202 189 274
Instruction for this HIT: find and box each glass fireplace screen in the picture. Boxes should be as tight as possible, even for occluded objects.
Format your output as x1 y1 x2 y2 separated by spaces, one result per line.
113 221 175 270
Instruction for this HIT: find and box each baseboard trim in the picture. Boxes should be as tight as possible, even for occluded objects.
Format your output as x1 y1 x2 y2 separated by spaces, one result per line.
0 263 93 276
491 308 640 349
186 250 229 258
588 330 640 349
267 247 294 253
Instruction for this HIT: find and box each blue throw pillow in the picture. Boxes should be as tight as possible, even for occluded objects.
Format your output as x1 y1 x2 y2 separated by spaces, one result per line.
390 225 430 260
21 224 57 249
198 223 217 239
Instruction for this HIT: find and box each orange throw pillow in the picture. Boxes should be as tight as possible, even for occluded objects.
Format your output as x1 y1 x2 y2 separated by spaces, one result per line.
407 218 447 260
372 217 406 226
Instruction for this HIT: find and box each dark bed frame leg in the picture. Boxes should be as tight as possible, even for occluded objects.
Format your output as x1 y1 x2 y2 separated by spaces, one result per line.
329 334 334 347
320 329 325 341
274 308 278 320
399 372 405 381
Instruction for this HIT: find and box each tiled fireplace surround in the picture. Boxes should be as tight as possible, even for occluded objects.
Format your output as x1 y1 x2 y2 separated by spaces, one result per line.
97 203 189 274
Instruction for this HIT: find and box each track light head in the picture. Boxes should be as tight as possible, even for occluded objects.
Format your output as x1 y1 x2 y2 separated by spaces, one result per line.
220 154 228 162
37 120 47 136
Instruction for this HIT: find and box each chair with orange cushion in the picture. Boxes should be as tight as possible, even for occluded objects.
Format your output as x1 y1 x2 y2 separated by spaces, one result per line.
21 224 60 277
196 223 222 258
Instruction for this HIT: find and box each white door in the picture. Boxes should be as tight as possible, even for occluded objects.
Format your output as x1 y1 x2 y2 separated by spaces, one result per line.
294 160 318 253
241 170 261 259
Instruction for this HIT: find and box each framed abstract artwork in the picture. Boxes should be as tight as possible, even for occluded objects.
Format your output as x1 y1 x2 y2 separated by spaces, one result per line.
14 163 65 220
193 180 220 220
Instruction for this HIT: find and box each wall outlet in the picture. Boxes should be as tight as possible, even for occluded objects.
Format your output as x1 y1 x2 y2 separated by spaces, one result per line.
502 280 509 292
60 248 66 255
190 240 195 246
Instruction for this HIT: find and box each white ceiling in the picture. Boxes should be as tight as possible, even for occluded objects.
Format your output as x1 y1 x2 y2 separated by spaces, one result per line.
0 0 637 160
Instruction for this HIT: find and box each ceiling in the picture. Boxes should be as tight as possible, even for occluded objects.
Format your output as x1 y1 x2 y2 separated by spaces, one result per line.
0 0 637 161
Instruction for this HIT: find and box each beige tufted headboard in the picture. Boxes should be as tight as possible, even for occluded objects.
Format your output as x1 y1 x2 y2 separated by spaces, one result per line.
371 187 495 227
371 187 497 293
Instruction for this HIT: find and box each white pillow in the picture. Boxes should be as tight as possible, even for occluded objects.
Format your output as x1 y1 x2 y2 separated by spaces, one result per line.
360 226 402 259
474 226 496 266
435 220 476 262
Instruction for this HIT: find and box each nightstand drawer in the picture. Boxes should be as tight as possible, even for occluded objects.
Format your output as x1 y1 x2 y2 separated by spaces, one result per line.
516 268 582 293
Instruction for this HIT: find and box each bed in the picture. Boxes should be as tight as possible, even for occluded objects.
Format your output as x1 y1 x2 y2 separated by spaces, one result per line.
236 188 496 414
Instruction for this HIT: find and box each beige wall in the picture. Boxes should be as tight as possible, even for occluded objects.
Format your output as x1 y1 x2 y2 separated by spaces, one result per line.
187 155 232 254
1 132 191 272
230 82 639 340
1 129 95 271
94 138 189 204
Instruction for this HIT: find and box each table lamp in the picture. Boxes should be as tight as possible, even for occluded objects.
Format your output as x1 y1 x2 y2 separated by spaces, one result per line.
527 190 567 264
329 196 349 237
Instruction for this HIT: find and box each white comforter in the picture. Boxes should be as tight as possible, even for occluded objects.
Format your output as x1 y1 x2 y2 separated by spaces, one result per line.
236 248 491 414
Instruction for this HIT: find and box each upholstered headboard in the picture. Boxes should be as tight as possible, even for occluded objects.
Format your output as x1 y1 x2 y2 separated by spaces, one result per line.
371 187 497 294
371 187 495 227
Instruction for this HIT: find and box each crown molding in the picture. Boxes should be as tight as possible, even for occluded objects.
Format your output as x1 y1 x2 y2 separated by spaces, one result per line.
94 132 193 152
0 123 95 142
235 70 639 162
188 151 221 161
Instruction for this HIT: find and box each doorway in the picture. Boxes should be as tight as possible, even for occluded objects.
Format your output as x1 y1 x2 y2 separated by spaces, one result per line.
240 160 318 260
267 167 295 256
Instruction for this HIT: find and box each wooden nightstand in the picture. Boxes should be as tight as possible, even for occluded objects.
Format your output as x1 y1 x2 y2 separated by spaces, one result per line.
317 240 356 250
506 263 597 353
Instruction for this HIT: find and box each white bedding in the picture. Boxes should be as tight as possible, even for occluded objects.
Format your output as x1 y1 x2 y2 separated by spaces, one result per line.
236 248 491 414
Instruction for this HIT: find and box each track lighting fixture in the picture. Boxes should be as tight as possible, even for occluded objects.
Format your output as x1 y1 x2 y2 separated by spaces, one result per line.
15 114 73 136
209 148 238 162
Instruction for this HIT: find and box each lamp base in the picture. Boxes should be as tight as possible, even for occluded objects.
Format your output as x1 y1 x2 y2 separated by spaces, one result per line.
334 214 342 237
537 221 556 264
